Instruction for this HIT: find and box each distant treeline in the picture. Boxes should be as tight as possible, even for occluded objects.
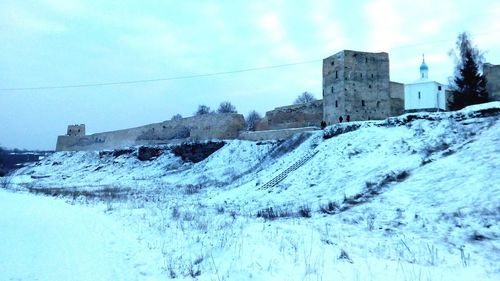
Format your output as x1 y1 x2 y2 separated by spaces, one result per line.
0 148 53 176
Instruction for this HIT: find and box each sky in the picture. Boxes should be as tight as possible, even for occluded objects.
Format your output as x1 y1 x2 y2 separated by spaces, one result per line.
1 0 499 150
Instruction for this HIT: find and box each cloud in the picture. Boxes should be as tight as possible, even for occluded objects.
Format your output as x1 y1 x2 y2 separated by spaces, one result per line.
257 13 286 42
0 4 66 34
471 3 500 56
253 10 303 61
308 0 346 56
42 0 86 15
116 15 194 61
364 0 410 50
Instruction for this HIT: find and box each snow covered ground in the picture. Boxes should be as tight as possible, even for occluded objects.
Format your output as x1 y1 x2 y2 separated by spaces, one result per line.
2 102 500 280
0 189 165 281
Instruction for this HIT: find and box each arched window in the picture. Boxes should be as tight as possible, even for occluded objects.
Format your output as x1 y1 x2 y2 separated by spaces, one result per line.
335 100 338 107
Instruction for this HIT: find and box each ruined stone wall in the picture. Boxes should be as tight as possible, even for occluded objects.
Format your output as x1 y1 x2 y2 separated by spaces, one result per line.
56 113 245 151
484 63 500 101
257 100 323 130
323 50 391 124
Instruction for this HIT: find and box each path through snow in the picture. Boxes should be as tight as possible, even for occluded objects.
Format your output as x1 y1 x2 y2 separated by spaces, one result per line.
0 190 161 281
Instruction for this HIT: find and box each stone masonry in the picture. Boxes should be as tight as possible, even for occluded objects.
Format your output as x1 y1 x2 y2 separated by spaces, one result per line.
389 81 404 116
56 113 245 151
256 100 323 131
323 50 394 124
66 124 85 136
484 63 500 101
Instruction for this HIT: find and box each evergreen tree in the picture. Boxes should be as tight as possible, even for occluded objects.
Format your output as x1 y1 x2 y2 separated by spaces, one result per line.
449 32 489 110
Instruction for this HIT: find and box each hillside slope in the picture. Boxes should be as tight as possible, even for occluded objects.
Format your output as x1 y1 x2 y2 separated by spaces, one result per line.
5 102 500 280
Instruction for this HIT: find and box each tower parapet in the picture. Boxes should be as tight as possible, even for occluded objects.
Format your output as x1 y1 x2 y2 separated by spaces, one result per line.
67 124 85 136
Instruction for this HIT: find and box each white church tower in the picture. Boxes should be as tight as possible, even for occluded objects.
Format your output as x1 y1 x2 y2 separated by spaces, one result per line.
404 55 447 112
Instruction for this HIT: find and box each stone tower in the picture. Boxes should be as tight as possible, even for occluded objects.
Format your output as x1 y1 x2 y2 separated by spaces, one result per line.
67 124 85 136
322 50 391 124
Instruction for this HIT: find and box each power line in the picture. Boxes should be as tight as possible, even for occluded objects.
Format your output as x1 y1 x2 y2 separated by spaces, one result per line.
0 59 321 91
2 30 499 92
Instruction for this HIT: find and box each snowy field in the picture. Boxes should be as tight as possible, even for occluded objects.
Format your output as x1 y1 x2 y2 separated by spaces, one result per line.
2 102 499 280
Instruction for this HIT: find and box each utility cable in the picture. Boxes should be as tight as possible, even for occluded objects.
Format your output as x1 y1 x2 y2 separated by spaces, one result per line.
1 29 499 92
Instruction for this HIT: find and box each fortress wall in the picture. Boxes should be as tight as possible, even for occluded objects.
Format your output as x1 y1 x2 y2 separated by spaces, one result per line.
484 63 500 101
239 127 319 141
390 81 404 116
257 100 323 131
56 113 245 151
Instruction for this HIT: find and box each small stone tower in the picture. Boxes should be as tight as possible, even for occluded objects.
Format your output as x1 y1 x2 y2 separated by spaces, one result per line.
322 50 391 124
67 124 85 136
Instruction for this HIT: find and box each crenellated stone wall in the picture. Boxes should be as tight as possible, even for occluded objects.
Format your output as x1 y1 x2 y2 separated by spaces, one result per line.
56 113 245 151
67 124 85 136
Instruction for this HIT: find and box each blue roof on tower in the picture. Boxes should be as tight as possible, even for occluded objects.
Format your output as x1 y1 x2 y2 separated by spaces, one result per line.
420 54 428 71
420 61 428 71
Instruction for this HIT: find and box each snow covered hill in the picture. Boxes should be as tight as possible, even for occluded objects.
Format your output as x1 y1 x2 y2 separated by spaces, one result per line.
3 102 500 280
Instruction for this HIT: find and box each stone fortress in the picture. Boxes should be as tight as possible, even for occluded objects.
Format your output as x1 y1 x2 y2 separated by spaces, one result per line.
322 50 403 123
56 49 500 151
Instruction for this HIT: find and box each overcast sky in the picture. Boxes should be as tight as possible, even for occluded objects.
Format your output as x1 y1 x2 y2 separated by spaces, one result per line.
1 0 499 150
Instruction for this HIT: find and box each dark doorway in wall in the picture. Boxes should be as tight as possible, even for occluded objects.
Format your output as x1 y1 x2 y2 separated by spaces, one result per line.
346 115 350 122
339 116 343 123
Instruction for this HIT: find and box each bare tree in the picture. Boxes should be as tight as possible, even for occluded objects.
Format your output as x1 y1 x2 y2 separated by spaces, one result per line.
245 110 262 131
194 105 212 116
217 101 237 113
293 91 316 105
171 113 183 121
